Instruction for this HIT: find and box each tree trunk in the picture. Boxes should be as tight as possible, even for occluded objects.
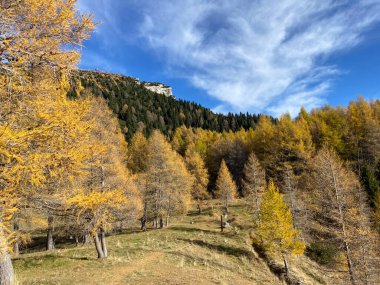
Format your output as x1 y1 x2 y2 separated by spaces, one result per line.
12 242 19 256
141 217 147 231
93 231 105 259
13 221 19 256
141 202 147 231
330 164 356 285
283 255 289 275
159 217 164 228
0 252 14 285
82 225 91 244
0 225 14 285
197 203 201 214
165 216 169 227
82 229 91 245
100 227 107 258
224 199 228 214
343 241 356 285
75 236 79 247
46 216 54 251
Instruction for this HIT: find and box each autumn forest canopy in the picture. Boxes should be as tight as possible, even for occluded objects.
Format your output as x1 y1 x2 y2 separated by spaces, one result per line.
0 1 380 285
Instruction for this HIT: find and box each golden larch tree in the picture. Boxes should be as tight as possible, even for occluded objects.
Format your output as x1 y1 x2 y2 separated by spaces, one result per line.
144 131 192 228
127 131 149 174
311 147 378 285
67 96 141 259
184 146 210 213
252 181 305 275
242 152 265 216
0 0 93 282
214 160 238 212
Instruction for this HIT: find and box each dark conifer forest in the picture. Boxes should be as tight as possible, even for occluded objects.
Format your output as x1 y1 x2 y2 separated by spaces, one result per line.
72 70 265 140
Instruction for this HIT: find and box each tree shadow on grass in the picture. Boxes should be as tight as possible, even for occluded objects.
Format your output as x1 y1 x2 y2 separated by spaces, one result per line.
13 253 93 262
169 226 217 235
177 238 256 261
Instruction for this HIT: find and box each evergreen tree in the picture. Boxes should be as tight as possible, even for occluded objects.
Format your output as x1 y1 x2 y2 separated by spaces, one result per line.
361 164 380 204
76 70 262 141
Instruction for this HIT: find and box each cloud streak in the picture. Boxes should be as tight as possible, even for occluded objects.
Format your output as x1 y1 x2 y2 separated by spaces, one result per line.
78 0 380 116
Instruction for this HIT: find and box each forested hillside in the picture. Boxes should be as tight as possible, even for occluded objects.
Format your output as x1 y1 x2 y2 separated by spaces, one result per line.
71 70 264 140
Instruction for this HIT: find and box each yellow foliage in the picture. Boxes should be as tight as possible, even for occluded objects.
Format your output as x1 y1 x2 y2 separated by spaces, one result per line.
185 146 210 202
214 160 238 210
253 181 305 256
145 130 193 221
67 190 127 211
127 131 149 173
66 96 141 234
0 0 94 255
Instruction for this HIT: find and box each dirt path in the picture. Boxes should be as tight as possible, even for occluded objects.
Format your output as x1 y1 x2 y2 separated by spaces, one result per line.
107 251 164 285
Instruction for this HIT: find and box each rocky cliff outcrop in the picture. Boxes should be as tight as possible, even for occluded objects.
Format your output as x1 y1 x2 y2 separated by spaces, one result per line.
142 82 173 97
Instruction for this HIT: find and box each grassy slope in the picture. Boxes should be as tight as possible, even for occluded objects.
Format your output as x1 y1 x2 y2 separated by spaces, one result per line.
13 201 330 285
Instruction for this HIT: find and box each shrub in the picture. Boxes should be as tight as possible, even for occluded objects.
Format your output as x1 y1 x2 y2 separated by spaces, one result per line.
306 241 338 265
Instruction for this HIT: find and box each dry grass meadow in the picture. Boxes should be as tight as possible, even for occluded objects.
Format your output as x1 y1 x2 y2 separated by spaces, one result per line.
13 201 333 285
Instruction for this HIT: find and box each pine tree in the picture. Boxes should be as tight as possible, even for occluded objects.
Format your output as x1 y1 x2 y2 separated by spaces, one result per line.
214 160 238 212
361 164 380 204
242 152 265 216
252 181 305 275
184 146 210 213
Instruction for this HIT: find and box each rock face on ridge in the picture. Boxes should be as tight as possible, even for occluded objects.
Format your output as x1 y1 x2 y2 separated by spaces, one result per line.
142 82 173 97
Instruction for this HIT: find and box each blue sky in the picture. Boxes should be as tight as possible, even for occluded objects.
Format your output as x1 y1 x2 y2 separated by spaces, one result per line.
76 0 380 117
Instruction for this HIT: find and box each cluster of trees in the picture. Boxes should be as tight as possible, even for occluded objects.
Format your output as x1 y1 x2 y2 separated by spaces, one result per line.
169 100 380 197
163 99 380 284
72 70 264 140
126 114 380 283
0 1 139 283
128 131 194 230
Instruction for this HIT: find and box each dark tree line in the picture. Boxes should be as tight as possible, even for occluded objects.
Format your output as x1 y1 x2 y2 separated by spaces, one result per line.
69 70 266 141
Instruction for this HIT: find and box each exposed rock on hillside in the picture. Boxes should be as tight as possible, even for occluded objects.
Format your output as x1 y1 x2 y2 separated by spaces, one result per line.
142 82 173 97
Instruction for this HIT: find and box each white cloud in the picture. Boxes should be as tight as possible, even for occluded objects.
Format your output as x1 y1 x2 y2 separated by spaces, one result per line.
77 0 380 116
